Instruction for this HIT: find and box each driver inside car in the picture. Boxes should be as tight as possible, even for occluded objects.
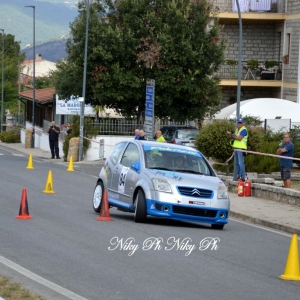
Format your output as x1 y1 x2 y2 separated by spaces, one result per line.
174 155 186 169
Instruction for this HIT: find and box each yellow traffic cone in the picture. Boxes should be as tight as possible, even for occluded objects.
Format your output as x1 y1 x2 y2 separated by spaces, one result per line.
26 153 34 169
67 156 74 172
280 234 300 281
43 170 55 194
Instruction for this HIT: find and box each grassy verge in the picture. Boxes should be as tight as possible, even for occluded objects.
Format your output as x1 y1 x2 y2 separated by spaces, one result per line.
0 277 45 300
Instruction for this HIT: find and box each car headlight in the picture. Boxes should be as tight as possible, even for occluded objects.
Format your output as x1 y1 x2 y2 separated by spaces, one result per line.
152 178 172 193
217 185 228 199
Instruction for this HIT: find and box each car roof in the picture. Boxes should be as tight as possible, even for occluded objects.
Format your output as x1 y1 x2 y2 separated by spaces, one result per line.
118 139 198 150
138 140 200 151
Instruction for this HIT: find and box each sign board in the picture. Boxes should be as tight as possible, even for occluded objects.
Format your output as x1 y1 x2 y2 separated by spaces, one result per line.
265 119 291 133
144 79 155 140
56 95 94 116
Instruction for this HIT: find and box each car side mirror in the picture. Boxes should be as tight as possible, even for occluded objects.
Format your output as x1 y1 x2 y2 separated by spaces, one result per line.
131 161 140 173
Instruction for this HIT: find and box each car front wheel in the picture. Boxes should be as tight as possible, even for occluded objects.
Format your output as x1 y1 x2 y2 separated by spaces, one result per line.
93 181 104 213
134 190 147 223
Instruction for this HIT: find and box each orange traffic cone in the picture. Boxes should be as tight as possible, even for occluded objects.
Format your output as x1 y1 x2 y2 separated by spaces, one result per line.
67 156 74 172
97 190 112 221
280 234 300 281
16 188 32 219
26 153 34 169
43 170 55 194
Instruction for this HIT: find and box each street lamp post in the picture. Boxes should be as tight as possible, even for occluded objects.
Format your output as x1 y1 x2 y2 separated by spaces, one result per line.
25 5 35 148
79 0 90 161
233 0 243 180
0 29 4 133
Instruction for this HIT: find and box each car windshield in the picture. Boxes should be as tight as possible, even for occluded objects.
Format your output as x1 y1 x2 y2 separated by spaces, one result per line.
143 145 212 175
176 129 199 140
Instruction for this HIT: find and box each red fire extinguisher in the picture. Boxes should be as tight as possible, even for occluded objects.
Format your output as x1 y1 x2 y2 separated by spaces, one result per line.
244 178 252 197
237 179 245 197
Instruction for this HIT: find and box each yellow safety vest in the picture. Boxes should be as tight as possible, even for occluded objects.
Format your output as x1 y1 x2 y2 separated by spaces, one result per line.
232 126 248 149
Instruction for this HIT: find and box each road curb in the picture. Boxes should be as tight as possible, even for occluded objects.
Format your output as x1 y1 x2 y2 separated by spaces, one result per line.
230 211 300 235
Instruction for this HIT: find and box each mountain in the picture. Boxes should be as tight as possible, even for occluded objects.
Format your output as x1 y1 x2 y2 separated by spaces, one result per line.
0 0 78 49
21 39 67 62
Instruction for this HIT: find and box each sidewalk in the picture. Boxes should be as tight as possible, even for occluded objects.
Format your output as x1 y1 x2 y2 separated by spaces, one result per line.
2 142 300 234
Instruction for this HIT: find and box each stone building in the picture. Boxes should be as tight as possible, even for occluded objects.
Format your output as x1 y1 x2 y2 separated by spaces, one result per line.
213 0 300 108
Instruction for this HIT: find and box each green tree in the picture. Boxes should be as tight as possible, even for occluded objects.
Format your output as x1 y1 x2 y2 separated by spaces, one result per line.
0 33 25 113
53 0 226 121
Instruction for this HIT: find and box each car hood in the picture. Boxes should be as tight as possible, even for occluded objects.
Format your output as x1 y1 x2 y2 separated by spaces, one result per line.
146 168 223 190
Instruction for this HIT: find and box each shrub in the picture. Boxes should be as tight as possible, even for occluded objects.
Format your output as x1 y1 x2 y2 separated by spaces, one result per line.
293 140 300 168
0 128 21 143
245 141 280 173
195 119 262 163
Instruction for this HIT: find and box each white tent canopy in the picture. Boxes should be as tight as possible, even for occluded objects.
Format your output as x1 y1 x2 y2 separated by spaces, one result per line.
213 98 300 128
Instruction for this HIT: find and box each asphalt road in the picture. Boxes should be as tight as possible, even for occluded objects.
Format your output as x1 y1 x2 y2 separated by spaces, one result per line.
0 147 300 300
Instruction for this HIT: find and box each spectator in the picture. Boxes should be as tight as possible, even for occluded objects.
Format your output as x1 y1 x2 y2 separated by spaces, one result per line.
155 130 166 143
276 133 294 188
134 129 140 140
65 124 72 136
226 118 248 181
139 129 146 140
47 121 61 159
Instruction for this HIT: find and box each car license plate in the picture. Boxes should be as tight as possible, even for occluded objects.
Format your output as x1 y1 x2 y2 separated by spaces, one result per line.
189 200 205 205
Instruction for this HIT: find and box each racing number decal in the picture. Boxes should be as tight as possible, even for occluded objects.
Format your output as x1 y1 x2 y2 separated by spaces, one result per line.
118 167 129 193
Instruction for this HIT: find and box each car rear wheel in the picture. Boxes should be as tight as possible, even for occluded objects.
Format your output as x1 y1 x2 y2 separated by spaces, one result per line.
211 224 224 230
134 190 147 223
93 181 104 213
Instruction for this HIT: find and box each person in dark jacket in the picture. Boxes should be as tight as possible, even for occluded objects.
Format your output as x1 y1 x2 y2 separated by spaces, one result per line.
138 129 146 140
47 121 61 159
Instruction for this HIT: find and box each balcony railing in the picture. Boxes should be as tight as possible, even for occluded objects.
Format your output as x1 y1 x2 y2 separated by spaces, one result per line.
211 0 286 14
216 61 283 80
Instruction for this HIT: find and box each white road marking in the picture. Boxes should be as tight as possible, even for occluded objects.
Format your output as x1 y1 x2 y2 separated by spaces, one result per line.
0 153 3 155
0 255 89 300
12 154 25 157
230 218 300 239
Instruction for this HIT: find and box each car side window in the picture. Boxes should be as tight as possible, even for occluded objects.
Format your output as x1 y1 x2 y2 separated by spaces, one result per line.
110 142 127 165
120 143 140 168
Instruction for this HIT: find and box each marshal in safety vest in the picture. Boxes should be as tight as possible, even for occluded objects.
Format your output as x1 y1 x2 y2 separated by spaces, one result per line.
231 126 248 149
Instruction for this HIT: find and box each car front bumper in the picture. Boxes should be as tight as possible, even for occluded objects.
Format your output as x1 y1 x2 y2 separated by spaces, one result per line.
146 199 229 225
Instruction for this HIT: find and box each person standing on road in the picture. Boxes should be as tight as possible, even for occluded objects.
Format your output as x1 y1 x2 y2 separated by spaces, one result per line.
47 121 61 159
155 130 166 143
276 133 294 188
226 118 248 181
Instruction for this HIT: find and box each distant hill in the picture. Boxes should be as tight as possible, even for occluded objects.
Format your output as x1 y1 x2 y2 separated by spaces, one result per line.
0 0 77 49
21 39 68 63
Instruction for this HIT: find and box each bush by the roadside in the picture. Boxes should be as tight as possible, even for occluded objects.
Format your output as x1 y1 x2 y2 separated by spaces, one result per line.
0 128 21 143
245 141 280 173
194 119 263 163
293 140 300 168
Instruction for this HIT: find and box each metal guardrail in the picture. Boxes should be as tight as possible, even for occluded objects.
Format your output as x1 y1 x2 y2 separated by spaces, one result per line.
90 119 189 135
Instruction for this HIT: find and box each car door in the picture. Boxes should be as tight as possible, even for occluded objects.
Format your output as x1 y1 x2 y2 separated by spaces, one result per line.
112 143 140 204
106 142 127 192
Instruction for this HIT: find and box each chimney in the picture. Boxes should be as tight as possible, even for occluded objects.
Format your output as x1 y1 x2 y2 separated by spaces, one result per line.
36 53 42 60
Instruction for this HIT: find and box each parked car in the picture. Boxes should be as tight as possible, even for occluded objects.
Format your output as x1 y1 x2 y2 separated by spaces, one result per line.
160 125 200 147
92 140 230 229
